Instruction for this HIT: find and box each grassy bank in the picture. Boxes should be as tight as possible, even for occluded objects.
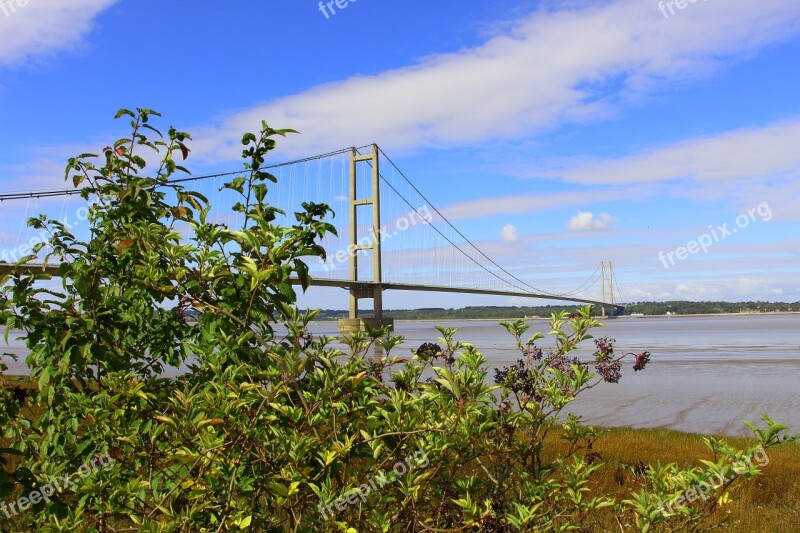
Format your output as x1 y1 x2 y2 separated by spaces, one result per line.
552 427 800 531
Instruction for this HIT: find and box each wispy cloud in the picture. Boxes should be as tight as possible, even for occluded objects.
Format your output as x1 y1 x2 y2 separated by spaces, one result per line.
186 0 800 162
0 0 118 69
438 187 650 221
534 118 800 186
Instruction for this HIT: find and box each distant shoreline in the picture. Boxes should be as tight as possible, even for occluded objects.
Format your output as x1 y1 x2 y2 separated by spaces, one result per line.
314 301 799 322
317 311 800 323
619 311 800 318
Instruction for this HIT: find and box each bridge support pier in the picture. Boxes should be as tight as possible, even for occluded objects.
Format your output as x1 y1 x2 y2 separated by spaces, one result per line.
338 317 395 334
338 284 394 333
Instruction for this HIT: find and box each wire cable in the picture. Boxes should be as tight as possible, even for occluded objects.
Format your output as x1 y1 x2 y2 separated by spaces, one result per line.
366 153 533 295
558 265 602 297
0 146 369 202
377 147 571 298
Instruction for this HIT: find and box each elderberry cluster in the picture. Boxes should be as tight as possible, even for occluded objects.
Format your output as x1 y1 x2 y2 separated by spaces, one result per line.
595 360 622 383
415 342 443 362
523 344 543 361
548 355 584 377
633 351 651 372
594 337 615 363
494 360 540 398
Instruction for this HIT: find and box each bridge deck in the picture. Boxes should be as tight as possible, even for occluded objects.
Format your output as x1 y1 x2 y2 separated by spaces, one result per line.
0 262 623 312
306 278 615 307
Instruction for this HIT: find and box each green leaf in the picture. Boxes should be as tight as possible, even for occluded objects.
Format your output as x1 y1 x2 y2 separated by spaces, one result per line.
4 315 15 344
114 108 135 119
268 483 289 497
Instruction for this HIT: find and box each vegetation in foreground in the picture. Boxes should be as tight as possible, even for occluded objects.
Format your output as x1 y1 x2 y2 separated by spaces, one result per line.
4 375 799 532
1 109 797 532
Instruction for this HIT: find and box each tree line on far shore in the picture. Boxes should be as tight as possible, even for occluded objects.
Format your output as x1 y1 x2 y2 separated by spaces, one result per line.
313 300 799 321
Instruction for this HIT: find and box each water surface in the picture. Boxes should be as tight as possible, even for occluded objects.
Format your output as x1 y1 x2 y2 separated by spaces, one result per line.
4 314 799 436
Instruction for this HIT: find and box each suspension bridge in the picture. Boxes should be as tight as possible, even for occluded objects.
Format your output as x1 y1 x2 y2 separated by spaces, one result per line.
0 144 624 332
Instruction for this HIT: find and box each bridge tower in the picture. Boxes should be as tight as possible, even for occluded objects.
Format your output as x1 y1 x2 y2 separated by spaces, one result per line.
600 261 615 318
338 145 396 334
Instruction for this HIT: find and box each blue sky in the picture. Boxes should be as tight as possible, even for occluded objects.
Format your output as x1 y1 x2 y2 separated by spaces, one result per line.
1 0 799 310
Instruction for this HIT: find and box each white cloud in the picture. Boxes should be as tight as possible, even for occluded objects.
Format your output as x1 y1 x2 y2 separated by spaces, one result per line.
439 186 654 221
501 224 518 243
568 211 612 231
7 0 800 200
537 119 800 186
0 0 118 69
187 0 800 162
495 117 800 223
627 288 654 300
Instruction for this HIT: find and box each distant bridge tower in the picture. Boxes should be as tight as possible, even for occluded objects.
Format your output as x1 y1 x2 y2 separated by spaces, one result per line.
600 261 617 317
338 145 395 334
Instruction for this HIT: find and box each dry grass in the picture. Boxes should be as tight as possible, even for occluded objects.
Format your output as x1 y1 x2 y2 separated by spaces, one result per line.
544 426 800 531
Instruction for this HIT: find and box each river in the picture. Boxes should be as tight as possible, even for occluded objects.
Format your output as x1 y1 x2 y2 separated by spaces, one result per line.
4 314 799 437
